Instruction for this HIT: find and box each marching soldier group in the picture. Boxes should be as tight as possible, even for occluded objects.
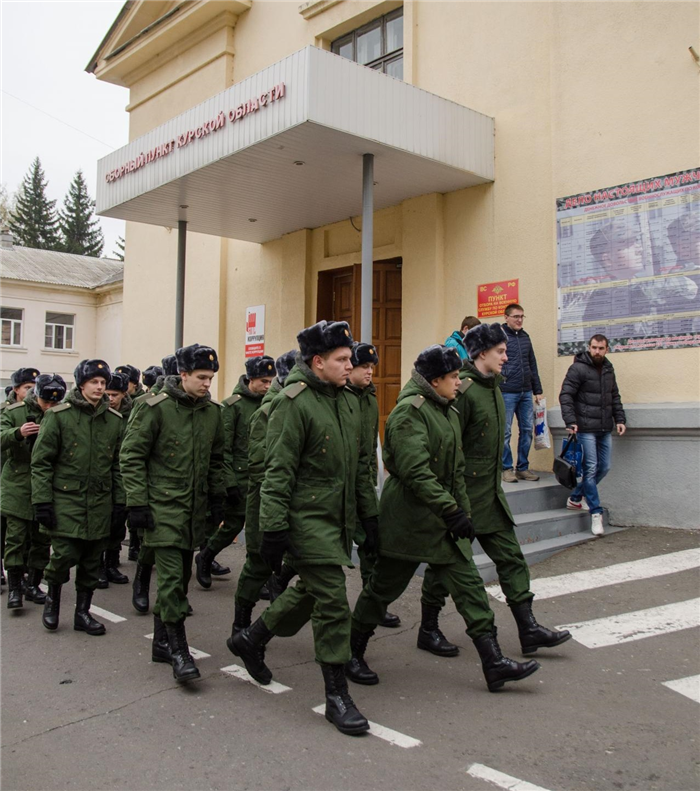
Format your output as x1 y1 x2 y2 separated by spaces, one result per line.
1 319 571 737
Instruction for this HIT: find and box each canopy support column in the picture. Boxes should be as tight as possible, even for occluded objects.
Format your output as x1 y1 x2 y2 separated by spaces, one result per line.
175 220 187 349
361 153 374 344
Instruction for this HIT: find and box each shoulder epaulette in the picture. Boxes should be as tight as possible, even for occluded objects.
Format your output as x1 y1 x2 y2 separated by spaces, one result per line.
146 393 169 407
450 405 460 414
134 392 155 404
284 382 307 399
261 402 272 415
209 399 221 407
411 394 427 409
7 401 26 411
458 378 473 394
108 407 123 419
0 402 8 411
52 402 72 413
222 394 242 406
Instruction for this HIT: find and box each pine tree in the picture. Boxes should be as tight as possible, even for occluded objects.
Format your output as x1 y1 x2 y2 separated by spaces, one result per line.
59 170 104 257
9 157 60 250
112 235 125 261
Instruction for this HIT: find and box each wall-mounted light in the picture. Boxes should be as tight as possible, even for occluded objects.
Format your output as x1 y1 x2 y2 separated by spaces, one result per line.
179 204 189 209
249 218 257 223
294 160 305 166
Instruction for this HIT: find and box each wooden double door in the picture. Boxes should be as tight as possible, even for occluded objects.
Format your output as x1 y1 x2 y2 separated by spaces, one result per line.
317 258 402 437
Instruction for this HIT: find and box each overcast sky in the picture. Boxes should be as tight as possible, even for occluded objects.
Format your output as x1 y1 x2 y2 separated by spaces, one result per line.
1 0 128 258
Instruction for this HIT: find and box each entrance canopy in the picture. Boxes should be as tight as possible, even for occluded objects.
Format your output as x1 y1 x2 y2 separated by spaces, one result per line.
96 46 494 243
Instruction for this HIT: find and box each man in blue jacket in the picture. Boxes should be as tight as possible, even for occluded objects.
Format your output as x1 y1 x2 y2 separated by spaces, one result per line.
444 316 481 361
500 304 543 482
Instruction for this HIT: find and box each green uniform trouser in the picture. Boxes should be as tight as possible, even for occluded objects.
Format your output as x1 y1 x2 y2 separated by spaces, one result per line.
261 564 351 665
3 515 51 571
235 551 272 607
44 535 107 591
421 529 532 609
153 547 194 625
107 514 127 553
352 549 495 639
137 541 156 566
206 504 245 555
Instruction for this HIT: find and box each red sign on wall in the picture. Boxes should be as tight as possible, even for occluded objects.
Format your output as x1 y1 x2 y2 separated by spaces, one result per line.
477 279 519 318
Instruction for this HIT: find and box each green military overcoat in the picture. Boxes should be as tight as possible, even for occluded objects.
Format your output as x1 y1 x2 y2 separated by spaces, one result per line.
345 382 379 544
31 388 124 540
454 362 515 534
378 371 472 565
259 360 378 567
119 376 226 551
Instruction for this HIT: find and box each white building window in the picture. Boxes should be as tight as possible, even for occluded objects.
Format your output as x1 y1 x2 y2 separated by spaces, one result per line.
332 8 404 79
1 307 23 346
45 312 75 350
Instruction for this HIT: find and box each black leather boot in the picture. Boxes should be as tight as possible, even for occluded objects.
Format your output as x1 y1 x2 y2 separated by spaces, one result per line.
195 546 215 589
152 615 172 664
417 603 460 657
267 563 296 602
24 568 47 604
165 620 201 683
473 629 540 692
258 584 270 601
105 549 129 584
210 558 231 576
42 583 61 630
97 553 109 589
7 567 23 609
321 664 370 735
132 563 152 613
228 617 273 685
380 611 401 628
232 601 254 634
73 589 106 636
127 530 140 562
344 629 379 685
510 600 572 654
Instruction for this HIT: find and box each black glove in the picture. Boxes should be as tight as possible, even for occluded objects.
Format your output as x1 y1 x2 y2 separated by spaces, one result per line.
34 502 57 530
260 531 300 575
111 504 127 532
226 486 243 507
361 517 379 558
443 508 475 542
128 506 155 532
209 495 226 525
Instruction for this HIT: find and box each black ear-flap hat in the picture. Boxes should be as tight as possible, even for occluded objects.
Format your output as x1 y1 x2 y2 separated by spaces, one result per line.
350 342 379 367
297 320 353 361
161 354 179 376
11 368 40 387
115 364 141 384
35 374 67 403
106 372 130 392
245 355 276 379
464 323 508 360
142 365 163 387
74 359 111 387
414 345 462 382
275 349 298 386
175 344 219 373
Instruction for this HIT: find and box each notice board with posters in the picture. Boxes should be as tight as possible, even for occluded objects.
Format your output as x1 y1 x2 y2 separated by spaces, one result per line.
477 279 519 318
245 305 265 358
556 168 700 355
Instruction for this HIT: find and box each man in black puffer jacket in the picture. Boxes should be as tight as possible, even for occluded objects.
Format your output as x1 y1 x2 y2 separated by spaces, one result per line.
559 334 626 537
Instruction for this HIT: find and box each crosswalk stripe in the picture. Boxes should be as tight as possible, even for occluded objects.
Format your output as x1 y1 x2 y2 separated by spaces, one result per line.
488 548 700 602
221 664 291 693
144 633 210 659
89 605 126 623
466 763 552 790
557 598 700 648
662 675 700 704
311 705 422 748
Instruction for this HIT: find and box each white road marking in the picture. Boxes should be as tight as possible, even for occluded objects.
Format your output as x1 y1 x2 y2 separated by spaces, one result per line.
312 704 422 748
488 548 700 602
466 763 552 791
220 664 291 693
89 605 126 623
144 633 210 659
557 598 700 648
662 675 700 704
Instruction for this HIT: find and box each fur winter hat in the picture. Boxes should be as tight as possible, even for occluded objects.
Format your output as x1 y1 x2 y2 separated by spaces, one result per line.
245 355 276 379
464 322 508 359
275 350 297 386
35 373 66 403
115 364 140 384
351 342 379 367
161 354 178 376
142 365 163 387
106 372 130 393
175 344 219 373
5 384 13 398
11 368 40 387
74 359 111 386
414 345 462 382
297 320 353 361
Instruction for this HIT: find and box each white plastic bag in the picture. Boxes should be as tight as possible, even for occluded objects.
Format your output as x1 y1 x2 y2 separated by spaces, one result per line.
534 397 551 450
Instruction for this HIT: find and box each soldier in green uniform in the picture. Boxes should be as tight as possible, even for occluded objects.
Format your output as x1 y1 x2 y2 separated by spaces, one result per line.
348 344 540 693
2 373 66 609
194 355 275 589
115 364 145 400
230 321 377 735
228 349 296 634
98 371 133 587
120 344 226 683
142 365 163 391
32 360 125 636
